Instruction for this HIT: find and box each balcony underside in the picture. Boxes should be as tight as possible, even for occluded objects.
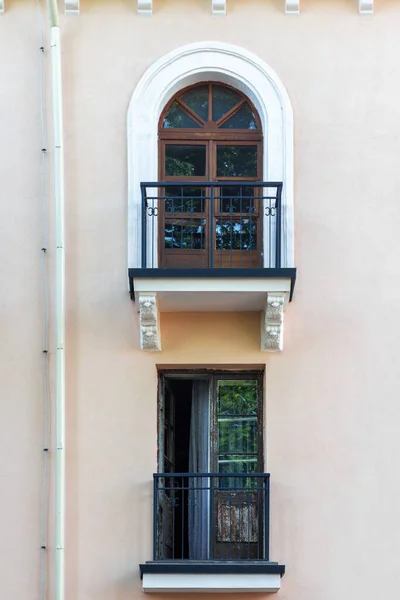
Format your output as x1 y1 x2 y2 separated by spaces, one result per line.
140 561 285 593
129 268 296 352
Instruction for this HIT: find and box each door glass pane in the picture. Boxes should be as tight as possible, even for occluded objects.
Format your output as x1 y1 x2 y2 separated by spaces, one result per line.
181 86 209 121
216 219 257 250
165 145 206 176
218 380 258 414
219 103 258 129
219 419 258 453
216 146 257 177
164 219 206 249
163 102 202 128
212 85 242 122
220 186 256 214
165 186 206 213
217 380 259 489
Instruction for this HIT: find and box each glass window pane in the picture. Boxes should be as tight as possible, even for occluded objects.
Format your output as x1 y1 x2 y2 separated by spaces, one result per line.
165 187 205 213
216 219 257 250
218 380 258 415
216 146 257 177
218 456 258 489
165 145 206 176
212 85 242 122
163 102 201 128
220 186 256 214
218 418 258 454
164 219 206 249
218 455 258 473
181 86 209 121
219 103 258 129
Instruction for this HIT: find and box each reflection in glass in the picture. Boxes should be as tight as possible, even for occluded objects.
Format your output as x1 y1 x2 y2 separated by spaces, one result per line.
220 103 258 129
165 187 205 213
216 146 257 177
219 420 258 454
218 456 258 489
216 219 257 251
212 85 242 122
164 219 205 249
165 145 206 176
217 380 259 489
163 102 201 128
218 380 258 415
220 186 256 214
218 456 258 474
181 86 209 121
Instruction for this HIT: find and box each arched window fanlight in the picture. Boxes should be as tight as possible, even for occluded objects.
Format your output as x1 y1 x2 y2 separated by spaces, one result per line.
162 83 260 130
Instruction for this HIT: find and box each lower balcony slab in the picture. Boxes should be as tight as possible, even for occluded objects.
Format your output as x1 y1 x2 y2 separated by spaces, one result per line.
140 562 285 593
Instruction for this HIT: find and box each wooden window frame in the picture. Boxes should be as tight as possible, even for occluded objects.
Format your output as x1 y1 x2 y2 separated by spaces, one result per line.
158 82 264 269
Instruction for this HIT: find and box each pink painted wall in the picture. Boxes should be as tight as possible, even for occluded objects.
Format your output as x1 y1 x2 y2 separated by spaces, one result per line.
1 0 400 598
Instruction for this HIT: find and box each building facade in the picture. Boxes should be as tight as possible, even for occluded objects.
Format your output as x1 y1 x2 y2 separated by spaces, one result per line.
1 0 400 598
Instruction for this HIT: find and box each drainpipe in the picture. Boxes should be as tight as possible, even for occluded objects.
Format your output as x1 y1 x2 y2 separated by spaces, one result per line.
46 1 65 599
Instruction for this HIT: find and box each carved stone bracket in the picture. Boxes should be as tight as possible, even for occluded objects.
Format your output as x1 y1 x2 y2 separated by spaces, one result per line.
261 293 286 352
139 293 161 351
212 0 226 15
65 0 79 13
285 0 299 14
138 0 152 15
359 0 373 14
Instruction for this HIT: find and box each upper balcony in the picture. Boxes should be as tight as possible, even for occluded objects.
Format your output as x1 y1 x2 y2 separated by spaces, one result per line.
129 182 296 351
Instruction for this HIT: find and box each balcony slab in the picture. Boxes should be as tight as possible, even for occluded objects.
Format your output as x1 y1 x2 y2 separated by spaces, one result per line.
140 561 285 593
129 268 296 352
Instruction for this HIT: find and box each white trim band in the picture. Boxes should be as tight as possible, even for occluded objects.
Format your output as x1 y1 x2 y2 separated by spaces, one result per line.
142 572 281 593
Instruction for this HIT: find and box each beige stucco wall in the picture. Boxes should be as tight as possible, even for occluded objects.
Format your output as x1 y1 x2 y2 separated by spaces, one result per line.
1 0 400 598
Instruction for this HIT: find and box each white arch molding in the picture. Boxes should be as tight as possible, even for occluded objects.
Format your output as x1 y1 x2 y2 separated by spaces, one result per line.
127 41 294 270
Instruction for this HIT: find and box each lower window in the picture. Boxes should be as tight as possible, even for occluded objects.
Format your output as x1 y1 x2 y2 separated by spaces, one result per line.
157 370 266 561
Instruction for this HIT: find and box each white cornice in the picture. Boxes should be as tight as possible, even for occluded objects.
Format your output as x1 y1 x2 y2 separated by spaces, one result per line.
138 0 152 15
285 0 299 14
0 0 377 16
359 0 373 13
212 0 226 15
65 0 79 14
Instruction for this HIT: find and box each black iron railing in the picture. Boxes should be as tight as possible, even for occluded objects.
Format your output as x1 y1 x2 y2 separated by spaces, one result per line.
141 182 282 269
153 473 270 562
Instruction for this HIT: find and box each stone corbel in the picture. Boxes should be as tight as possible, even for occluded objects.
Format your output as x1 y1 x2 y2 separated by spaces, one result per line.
285 0 299 14
359 0 373 14
212 0 226 15
138 0 152 15
0 1 4 14
139 293 161 351
261 293 286 352
65 0 79 13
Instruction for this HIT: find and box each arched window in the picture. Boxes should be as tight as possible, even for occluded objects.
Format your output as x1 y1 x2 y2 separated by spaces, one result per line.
157 83 264 268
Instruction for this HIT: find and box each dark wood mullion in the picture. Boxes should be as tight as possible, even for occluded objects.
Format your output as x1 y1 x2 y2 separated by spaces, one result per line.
160 130 262 142
216 98 246 128
215 176 260 181
208 83 212 122
176 98 206 127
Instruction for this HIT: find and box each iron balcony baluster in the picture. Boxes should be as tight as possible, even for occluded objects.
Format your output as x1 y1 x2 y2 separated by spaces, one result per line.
152 472 271 562
140 182 283 270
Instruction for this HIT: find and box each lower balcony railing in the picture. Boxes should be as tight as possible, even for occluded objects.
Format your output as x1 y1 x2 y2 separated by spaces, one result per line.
153 473 270 562
141 182 282 269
